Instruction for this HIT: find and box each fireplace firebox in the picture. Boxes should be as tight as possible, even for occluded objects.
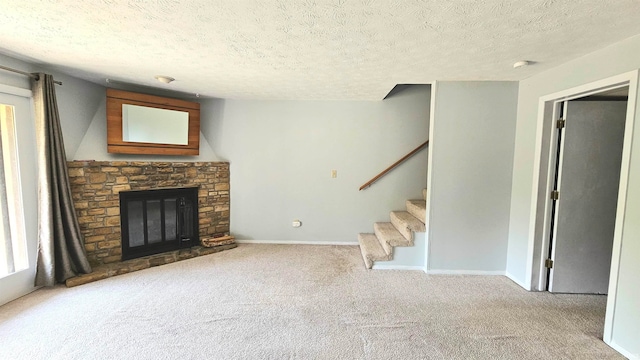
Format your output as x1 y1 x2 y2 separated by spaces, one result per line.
119 187 199 260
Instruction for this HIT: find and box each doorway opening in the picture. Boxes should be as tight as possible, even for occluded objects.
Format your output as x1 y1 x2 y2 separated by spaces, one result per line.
543 88 628 294
528 70 638 346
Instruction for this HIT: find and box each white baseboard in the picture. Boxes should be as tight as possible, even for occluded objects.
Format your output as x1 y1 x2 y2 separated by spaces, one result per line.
425 269 505 276
235 240 359 246
505 271 532 291
608 340 639 360
371 265 424 271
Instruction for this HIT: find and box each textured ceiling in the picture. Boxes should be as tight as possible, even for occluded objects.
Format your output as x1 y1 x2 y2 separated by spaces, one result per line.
1 0 640 100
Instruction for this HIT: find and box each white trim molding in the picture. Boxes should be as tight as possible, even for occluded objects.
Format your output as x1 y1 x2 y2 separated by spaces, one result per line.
526 70 639 353
0 84 32 98
235 240 359 246
371 265 424 271
506 271 532 291
608 341 639 360
425 269 505 276
424 81 437 271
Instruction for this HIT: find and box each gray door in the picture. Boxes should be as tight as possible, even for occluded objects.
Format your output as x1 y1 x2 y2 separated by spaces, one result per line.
549 100 627 294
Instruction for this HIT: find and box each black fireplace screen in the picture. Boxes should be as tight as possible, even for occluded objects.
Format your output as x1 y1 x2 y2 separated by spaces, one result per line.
119 187 199 260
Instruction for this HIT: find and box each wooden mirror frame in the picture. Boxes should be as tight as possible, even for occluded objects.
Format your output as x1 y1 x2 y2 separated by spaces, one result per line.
106 89 200 155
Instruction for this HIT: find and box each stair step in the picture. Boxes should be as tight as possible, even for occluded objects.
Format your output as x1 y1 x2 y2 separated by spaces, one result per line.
358 233 391 269
423 188 427 200
390 211 426 241
374 222 411 247
373 223 394 254
406 199 426 224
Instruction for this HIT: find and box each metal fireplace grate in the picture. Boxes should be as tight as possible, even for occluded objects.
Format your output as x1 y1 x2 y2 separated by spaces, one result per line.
119 187 199 260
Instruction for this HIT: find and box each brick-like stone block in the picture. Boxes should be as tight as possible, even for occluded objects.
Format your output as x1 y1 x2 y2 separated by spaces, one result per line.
68 168 84 177
97 240 120 250
105 216 120 226
89 173 107 183
71 177 87 185
85 235 106 243
75 201 89 209
122 167 142 175
92 227 113 235
215 183 230 191
112 184 131 194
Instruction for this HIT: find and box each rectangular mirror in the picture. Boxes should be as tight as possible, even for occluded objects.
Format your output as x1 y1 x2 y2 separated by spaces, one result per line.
106 89 200 155
122 104 189 145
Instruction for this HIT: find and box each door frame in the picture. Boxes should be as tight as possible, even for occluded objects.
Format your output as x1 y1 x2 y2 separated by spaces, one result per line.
0 84 38 306
526 70 638 345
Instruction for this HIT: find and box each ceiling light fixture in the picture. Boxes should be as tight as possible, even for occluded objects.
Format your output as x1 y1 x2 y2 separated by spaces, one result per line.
513 60 531 69
155 75 175 84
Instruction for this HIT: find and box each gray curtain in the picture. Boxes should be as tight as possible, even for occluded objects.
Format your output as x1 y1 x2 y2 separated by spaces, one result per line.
33 73 92 286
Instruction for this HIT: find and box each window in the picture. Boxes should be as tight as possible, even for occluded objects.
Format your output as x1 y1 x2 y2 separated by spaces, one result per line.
0 104 28 278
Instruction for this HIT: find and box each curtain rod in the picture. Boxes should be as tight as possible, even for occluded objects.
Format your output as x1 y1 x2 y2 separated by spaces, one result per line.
0 64 63 85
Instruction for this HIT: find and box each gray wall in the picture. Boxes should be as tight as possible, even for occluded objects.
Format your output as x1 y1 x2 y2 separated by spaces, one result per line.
0 53 217 162
0 53 102 159
506 34 640 356
0 54 34 89
200 85 430 243
428 81 518 271
1 53 429 247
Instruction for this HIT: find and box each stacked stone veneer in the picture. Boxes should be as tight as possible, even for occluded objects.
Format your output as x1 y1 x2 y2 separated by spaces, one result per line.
67 161 230 266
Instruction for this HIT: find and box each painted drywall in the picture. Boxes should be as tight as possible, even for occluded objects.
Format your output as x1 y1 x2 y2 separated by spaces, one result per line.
200 85 430 243
0 53 102 159
0 53 217 162
0 54 34 89
506 34 640 357
428 81 518 271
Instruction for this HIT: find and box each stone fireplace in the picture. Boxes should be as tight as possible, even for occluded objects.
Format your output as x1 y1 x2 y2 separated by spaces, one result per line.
68 161 230 266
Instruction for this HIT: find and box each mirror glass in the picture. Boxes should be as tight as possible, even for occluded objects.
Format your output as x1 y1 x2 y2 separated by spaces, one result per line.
122 104 189 145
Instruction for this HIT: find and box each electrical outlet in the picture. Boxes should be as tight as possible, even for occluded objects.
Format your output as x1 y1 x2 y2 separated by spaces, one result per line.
331 169 337 178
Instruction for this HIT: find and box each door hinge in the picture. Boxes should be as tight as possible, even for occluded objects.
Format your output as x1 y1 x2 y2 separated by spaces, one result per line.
557 119 566 129
551 190 559 200
545 259 554 269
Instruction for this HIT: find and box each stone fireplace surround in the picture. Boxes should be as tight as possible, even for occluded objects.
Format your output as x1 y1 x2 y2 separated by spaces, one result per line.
67 161 230 267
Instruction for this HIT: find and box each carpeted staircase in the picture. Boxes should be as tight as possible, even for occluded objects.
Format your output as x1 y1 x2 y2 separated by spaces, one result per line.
358 189 426 269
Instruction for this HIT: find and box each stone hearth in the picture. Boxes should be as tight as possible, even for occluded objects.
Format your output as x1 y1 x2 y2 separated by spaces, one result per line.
68 161 230 266
65 243 237 287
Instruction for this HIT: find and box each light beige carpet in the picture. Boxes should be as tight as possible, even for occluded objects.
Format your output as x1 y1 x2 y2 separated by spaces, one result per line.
0 244 623 359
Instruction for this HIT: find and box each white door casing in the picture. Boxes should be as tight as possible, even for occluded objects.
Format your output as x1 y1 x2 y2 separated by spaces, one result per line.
527 70 639 349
